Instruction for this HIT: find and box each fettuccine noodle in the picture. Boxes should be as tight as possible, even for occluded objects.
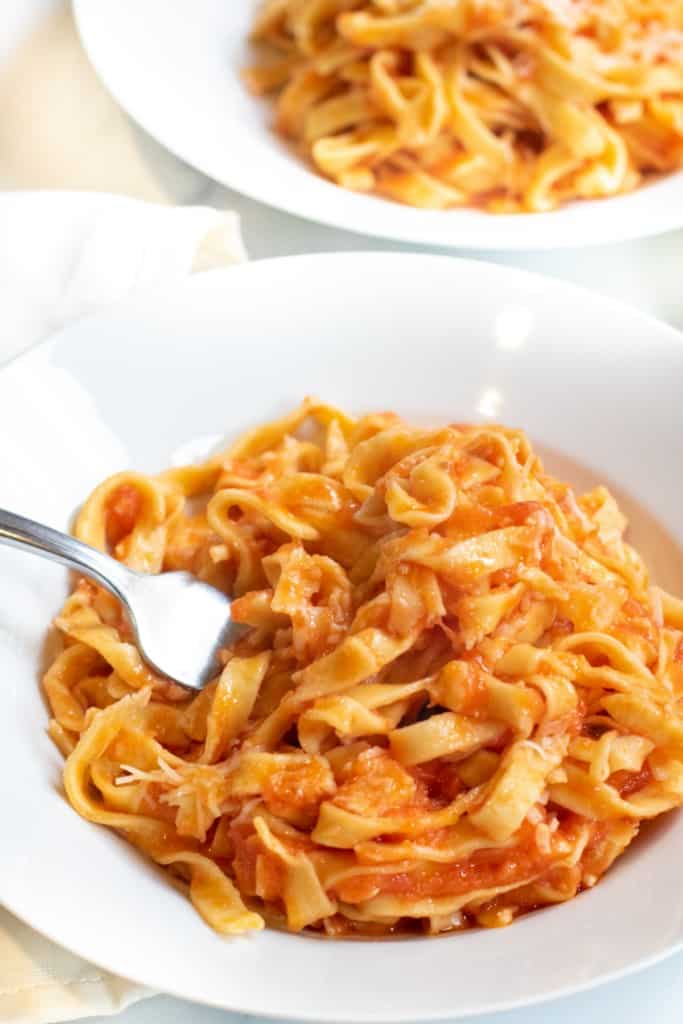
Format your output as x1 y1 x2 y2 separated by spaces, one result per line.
45 401 683 937
244 0 683 212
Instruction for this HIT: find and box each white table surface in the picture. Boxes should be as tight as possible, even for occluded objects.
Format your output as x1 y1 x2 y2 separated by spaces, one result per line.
2 3 683 1023
193 180 683 331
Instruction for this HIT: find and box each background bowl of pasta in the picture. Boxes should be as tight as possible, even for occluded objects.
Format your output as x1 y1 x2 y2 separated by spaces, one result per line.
73 0 683 249
2 252 683 1020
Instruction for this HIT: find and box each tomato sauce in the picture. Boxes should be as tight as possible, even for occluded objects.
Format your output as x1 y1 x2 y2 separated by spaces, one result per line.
339 846 550 902
261 758 333 818
611 763 653 798
674 637 683 663
106 484 142 547
336 822 550 903
408 762 464 806
449 663 490 716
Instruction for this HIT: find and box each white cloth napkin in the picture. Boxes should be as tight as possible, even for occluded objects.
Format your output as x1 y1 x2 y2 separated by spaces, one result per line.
0 191 246 1021
0 192 246 364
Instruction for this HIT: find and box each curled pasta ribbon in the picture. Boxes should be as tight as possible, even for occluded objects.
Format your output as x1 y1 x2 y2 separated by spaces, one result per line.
55 597 160 691
43 643 106 733
64 692 263 933
46 400 683 936
157 852 264 935
254 817 337 930
263 542 353 657
200 653 271 763
76 472 175 573
385 458 457 527
246 0 683 212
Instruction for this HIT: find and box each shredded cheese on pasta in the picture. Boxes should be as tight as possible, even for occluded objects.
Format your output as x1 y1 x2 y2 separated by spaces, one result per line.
45 401 683 936
244 0 683 212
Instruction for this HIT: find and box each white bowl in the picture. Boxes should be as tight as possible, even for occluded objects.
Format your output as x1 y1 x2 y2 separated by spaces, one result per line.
72 0 683 251
2 253 683 1021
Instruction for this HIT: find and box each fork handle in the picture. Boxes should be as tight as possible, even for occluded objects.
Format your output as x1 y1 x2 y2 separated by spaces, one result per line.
0 507 134 600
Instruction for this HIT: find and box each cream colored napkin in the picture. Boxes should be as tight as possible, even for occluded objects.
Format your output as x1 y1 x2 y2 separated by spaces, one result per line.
0 907 148 1024
0 191 246 1020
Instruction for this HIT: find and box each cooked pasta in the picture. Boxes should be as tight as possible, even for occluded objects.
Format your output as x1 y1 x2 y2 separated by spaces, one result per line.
244 0 683 213
45 401 683 937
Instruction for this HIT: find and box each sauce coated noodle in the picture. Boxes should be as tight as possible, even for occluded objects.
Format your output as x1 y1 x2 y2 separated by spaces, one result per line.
45 401 683 936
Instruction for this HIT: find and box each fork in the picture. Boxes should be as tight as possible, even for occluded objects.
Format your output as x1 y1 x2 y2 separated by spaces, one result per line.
0 508 236 691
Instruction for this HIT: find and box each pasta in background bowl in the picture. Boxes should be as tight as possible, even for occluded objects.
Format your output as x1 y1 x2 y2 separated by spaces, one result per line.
73 0 683 249
246 0 683 213
3 254 683 1020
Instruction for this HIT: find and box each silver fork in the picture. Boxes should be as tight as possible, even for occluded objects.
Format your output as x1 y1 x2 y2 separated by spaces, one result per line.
0 508 236 691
